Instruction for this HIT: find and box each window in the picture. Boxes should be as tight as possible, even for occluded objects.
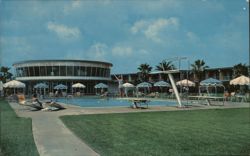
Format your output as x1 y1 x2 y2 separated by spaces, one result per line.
53 66 59 76
29 67 34 76
46 66 52 76
92 67 96 76
34 66 40 76
60 66 66 76
80 66 87 76
86 67 91 76
40 66 46 76
67 66 73 76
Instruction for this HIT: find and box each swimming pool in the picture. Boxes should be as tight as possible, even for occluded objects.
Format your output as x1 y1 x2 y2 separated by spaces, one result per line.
57 98 178 108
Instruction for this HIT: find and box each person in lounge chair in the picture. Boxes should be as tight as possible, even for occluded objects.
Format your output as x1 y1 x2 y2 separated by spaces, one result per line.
17 93 43 110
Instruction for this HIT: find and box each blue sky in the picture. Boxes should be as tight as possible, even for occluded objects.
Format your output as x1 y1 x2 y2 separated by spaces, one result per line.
0 0 249 74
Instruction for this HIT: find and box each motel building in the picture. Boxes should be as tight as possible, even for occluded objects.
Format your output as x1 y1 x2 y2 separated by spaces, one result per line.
12 59 236 95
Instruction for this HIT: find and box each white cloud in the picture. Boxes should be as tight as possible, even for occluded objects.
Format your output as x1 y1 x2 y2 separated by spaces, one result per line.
186 32 200 43
130 20 148 34
63 0 82 14
131 17 179 42
112 46 133 56
87 43 109 60
47 22 81 40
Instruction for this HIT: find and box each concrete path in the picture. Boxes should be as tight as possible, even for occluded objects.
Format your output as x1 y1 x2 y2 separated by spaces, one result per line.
10 103 99 156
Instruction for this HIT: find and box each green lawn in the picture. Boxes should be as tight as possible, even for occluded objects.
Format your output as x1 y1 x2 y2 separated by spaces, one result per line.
61 108 250 156
0 99 39 156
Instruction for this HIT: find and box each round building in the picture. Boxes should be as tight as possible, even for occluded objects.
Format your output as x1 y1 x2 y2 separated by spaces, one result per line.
13 60 113 95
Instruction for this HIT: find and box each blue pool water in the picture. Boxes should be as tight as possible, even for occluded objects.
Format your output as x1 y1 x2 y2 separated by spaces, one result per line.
57 98 177 108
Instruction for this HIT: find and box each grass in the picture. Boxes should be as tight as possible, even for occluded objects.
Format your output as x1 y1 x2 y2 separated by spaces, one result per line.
61 108 250 156
0 99 39 156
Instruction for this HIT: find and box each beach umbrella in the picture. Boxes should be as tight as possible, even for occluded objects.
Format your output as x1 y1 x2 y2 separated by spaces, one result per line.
122 83 135 97
200 78 223 86
3 80 26 94
136 82 152 95
136 82 152 88
94 83 108 89
154 81 170 87
34 83 48 89
34 83 48 96
122 83 135 88
176 79 195 87
54 84 68 90
230 75 250 85
3 80 26 88
72 83 86 88
199 78 224 95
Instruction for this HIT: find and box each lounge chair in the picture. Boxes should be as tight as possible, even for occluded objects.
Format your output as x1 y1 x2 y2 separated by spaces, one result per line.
17 94 43 110
42 101 65 111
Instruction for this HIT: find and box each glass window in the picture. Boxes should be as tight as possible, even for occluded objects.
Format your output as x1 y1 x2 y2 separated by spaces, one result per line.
60 66 66 76
34 67 40 76
107 69 110 77
79 66 86 76
74 66 80 76
40 66 47 76
53 66 59 76
29 67 34 76
92 67 96 76
67 66 73 76
23 67 28 77
96 68 100 77
86 67 91 76
46 66 53 76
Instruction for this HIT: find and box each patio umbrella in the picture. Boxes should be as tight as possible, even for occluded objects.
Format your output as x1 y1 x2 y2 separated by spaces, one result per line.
230 75 250 85
154 81 170 87
72 83 86 88
54 84 68 90
34 83 48 96
154 80 170 93
94 83 108 89
136 82 152 95
122 83 135 88
176 79 195 87
72 83 86 95
200 78 223 86
199 78 224 95
122 83 135 97
136 82 152 88
34 83 48 89
3 80 26 94
3 80 26 88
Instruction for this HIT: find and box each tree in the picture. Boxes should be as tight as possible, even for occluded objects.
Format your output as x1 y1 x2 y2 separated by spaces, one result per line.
232 63 248 78
191 59 209 82
155 61 175 71
137 63 152 82
155 61 175 80
0 66 13 83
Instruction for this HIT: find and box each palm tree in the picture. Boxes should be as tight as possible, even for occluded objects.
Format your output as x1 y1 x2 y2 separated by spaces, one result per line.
155 61 175 80
137 63 152 82
155 61 175 71
191 59 209 82
0 66 13 83
232 63 248 78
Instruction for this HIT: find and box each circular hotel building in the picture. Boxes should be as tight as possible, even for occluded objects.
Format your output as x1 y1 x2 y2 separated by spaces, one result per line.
13 60 113 95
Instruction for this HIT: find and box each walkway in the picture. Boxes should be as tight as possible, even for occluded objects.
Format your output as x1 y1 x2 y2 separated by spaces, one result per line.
10 103 99 156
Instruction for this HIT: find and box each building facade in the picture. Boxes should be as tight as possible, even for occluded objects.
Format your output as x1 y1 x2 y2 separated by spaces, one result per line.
13 60 112 95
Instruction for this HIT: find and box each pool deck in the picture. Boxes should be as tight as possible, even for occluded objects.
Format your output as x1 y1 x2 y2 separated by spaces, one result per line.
9 100 250 156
